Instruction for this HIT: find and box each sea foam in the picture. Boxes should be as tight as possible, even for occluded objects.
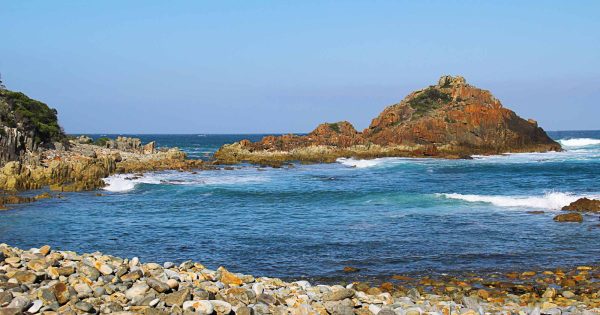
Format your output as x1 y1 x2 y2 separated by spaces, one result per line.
558 138 600 148
337 158 386 168
102 171 268 192
439 192 599 210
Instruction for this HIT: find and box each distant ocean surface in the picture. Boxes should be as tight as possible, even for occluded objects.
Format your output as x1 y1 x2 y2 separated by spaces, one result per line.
1 131 599 281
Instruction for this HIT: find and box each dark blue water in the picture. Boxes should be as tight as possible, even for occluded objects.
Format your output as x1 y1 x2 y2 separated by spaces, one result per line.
1 131 599 280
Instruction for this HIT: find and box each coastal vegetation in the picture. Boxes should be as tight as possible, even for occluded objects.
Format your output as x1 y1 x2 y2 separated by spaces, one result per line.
0 89 65 146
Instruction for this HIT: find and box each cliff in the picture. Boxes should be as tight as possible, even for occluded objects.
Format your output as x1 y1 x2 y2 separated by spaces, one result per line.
0 89 66 164
214 75 561 165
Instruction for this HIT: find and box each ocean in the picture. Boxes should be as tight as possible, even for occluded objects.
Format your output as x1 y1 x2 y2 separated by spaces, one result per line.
1 131 599 282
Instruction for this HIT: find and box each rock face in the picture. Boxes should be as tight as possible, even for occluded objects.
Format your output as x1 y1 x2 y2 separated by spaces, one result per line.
215 75 561 165
105 136 156 154
0 89 67 164
0 143 208 192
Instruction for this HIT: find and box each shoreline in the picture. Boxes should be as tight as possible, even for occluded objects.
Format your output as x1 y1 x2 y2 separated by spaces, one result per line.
1 243 599 314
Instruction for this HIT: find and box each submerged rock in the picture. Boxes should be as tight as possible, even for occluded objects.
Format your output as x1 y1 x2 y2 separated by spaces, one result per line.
553 212 584 222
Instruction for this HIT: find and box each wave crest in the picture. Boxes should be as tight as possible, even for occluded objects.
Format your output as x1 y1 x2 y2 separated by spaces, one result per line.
438 192 599 210
558 138 600 148
336 158 386 168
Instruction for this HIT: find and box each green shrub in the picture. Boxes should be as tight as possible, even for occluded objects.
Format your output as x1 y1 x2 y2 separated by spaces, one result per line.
328 123 340 133
0 90 64 145
94 137 111 146
407 88 452 118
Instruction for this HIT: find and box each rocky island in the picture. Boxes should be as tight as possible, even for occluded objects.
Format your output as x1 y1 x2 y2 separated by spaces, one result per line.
214 76 561 166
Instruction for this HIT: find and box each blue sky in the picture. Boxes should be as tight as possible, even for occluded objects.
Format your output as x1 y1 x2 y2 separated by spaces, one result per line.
1 1 598 133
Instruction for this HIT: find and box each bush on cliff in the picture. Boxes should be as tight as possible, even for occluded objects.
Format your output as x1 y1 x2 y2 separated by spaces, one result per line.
0 89 65 145
407 87 452 118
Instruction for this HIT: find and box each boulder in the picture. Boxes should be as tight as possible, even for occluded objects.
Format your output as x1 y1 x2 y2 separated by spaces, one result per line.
553 213 583 222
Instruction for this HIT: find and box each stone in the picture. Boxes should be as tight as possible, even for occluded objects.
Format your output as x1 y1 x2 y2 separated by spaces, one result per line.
74 282 93 297
147 278 170 293
4 256 20 267
219 287 256 306
343 266 359 273
0 291 13 305
210 300 233 315
52 282 71 305
7 296 30 312
218 266 243 286
562 290 576 298
166 278 179 290
323 299 354 315
26 258 48 272
11 270 37 283
125 282 150 300
98 263 113 275
162 288 191 306
322 288 355 301
553 212 583 222
38 288 58 305
39 245 51 255
163 261 175 268
542 287 557 298
27 299 43 313
75 301 95 313
183 300 214 314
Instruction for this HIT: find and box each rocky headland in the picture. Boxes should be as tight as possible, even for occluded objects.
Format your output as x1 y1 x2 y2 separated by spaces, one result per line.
0 244 599 314
214 76 561 166
0 88 210 208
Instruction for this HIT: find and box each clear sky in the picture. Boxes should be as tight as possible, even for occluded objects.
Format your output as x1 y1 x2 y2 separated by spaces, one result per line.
1 1 598 133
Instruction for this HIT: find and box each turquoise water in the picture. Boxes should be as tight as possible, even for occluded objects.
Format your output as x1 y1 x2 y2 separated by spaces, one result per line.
1 131 599 281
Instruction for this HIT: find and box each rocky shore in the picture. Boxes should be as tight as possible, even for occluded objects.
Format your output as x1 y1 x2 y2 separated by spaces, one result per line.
0 244 599 315
214 76 561 166
0 138 210 193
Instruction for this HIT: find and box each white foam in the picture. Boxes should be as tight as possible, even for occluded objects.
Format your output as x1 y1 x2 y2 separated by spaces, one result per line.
558 138 600 148
438 192 599 210
337 158 382 168
102 171 268 192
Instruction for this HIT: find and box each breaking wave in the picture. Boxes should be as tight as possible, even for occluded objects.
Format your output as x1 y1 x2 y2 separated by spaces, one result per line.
102 171 268 192
558 138 600 148
438 192 599 210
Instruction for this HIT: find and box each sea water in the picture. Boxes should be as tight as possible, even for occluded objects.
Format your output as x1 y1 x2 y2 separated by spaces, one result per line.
0 131 599 280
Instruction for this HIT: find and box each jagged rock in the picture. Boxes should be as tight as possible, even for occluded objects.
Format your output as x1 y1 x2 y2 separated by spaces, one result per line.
215 75 560 165
562 198 600 213
74 135 93 144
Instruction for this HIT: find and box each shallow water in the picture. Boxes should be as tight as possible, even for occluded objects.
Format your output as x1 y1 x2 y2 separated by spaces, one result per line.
1 131 599 280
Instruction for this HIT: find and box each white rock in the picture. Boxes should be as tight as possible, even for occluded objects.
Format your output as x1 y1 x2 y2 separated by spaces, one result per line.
129 257 139 268
149 298 160 307
28 300 43 313
125 283 149 300
369 304 382 315
252 283 264 296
